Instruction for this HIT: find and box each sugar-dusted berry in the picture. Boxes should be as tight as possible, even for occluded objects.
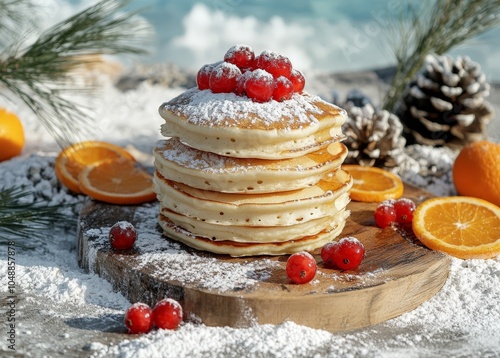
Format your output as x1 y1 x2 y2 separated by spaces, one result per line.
272 76 294 102
209 62 241 94
374 202 397 228
196 62 217 90
224 44 255 71
256 50 292 79
394 198 416 224
286 251 317 284
152 298 183 330
109 221 137 250
290 69 305 93
333 237 365 271
245 69 275 103
320 242 338 268
124 302 153 334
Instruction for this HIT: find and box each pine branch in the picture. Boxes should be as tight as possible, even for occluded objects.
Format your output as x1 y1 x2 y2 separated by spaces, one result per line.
0 0 151 147
383 0 500 113
0 186 78 248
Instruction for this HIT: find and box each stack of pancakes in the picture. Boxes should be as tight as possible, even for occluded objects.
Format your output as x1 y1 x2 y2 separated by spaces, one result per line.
153 88 353 256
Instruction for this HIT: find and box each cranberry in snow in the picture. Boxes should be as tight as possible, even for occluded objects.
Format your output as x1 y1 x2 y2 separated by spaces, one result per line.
124 302 153 334
153 298 183 330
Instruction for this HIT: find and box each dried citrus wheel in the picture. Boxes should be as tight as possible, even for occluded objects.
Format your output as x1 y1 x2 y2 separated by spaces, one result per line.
0 107 25 162
412 196 500 259
78 158 157 205
453 140 500 207
55 141 135 193
342 164 404 202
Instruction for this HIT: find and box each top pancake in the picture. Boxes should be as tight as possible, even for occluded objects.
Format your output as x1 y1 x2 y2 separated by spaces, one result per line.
159 88 347 159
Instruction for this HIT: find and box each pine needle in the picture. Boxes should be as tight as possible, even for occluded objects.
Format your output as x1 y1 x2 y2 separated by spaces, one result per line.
0 186 78 248
383 0 500 113
0 0 152 148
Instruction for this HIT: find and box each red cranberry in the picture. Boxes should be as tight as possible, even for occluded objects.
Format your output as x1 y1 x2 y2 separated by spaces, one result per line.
244 69 275 102
255 50 292 79
224 44 255 71
209 62 241 93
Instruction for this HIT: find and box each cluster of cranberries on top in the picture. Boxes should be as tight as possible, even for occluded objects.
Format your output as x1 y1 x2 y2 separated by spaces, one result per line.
196 44 306 103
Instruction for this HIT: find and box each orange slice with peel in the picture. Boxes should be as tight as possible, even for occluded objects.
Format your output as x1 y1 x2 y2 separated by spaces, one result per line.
79 158 157 205
412 196 500 259
342 164 404 202
55 141 135 193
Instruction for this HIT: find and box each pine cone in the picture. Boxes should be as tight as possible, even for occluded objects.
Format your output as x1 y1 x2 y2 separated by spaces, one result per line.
342 96 407 170
399 54 494 148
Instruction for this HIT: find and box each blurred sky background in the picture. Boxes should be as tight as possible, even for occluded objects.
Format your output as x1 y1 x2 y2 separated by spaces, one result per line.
38 0 500 81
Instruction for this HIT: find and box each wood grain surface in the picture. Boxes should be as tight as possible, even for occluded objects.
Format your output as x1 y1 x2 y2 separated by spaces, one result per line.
77 183 450 332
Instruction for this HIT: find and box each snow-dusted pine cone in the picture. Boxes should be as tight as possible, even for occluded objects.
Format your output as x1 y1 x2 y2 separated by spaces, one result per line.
399 54 494 148
342 97 407 170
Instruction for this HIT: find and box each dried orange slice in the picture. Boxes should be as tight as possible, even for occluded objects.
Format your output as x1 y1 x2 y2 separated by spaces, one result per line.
342 164 404 202
412 196 500 259
79 159 157 205
55 141 135 193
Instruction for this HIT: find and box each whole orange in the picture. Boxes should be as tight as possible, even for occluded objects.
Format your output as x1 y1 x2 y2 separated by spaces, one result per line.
452 140 500 206
0 108 25 162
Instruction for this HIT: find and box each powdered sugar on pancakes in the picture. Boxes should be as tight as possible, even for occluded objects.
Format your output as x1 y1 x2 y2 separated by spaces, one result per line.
160 87 345 131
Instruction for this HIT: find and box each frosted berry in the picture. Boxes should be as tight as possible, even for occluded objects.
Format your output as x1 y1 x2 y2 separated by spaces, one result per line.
152 298 183 330
245 69 275 103
196 63 215 90
374 203 397 228
290 69 305 93
235 71 250 96
320 242 338 268
272 76 294 101
256 51 292 79
394 198 416 224
124 302 153 334
286 251 317 284
224 44 255 70
209 62 241 93
109 221 137 250
333 237 365 271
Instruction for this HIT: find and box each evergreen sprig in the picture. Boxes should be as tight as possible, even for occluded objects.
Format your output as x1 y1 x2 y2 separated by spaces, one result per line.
0 186 77 248
383 0 500 113
0 0 151 147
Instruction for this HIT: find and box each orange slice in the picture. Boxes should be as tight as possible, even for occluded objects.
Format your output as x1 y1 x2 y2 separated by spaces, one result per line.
55 141 135 193
342 164 404 202
78 158 157 205
412 196 500 259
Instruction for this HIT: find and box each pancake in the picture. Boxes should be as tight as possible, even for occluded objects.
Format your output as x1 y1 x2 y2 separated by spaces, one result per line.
161 207 349 243
158 212 348 257
158 88 347 159
153 137 348 193
154 168 353 226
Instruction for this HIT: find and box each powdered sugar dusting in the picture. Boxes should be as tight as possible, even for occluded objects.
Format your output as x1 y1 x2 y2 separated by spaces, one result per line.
83 202 279 293
161 87 332 129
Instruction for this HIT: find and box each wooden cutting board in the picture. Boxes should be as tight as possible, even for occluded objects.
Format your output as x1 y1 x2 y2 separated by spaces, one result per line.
77 183 450 332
